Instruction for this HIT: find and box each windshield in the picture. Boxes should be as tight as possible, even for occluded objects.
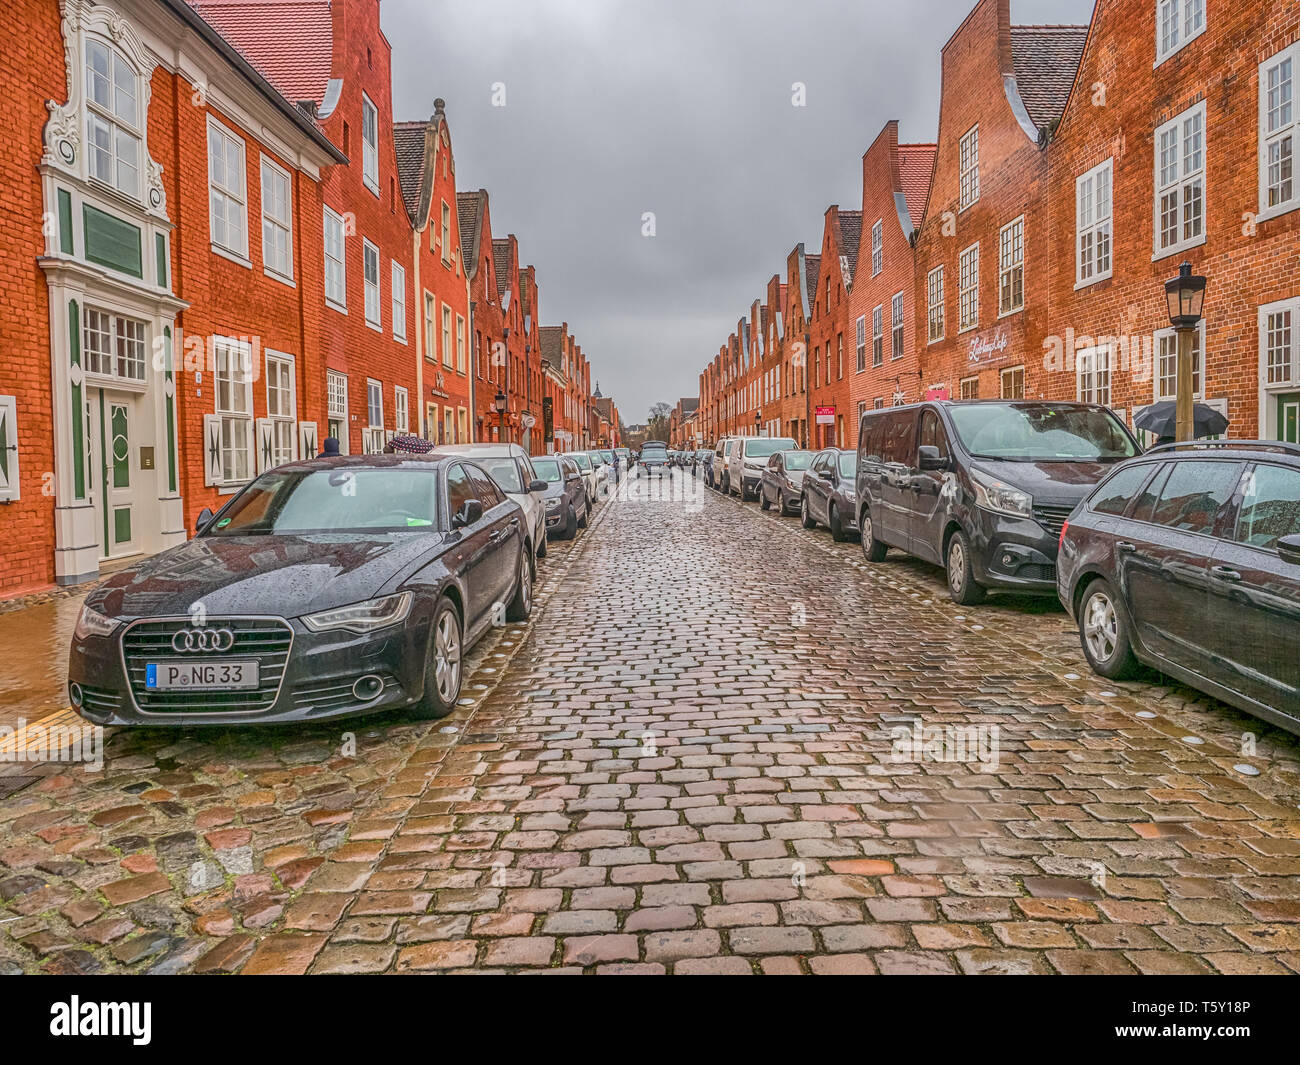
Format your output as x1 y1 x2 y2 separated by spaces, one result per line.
478 458 523 494
207 468 439 534
783 452 813 471
571 453 592 470
948 404 1137 461
838 454 858 477
642 446 667 460
745 439 797 459
597 451 614 462
532 458 562 482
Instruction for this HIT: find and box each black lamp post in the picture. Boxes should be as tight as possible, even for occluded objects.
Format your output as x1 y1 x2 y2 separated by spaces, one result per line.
754 407 762 438
1163 261 1207 442
494 389 507 443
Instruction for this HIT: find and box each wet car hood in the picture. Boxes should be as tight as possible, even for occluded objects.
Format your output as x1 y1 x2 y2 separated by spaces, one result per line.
970 458 1122 505
85 532 446 621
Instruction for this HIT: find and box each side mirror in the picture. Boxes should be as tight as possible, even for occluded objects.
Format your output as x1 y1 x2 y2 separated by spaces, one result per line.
918 445 950 471
452 499 484 529
195 506 215 534
528 479 548 493
1278 534 1300 566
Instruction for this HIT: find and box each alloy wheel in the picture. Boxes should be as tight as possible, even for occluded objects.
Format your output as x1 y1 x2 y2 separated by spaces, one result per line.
1083 590 1119 663
434 610 461 702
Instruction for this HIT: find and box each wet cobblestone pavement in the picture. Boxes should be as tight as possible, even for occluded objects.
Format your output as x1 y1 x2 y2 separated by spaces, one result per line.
3 472 1300 975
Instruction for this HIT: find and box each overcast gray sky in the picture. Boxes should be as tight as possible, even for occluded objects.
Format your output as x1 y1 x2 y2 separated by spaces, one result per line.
388 0 1096 423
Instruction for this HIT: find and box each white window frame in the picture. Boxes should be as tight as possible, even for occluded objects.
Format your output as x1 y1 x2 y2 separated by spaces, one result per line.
872 305 883 367
323 206 347 311
391 261 407 342
1076 344 1112 407
855 314 866 372
366 377 384 428
457 315 466 373
424 291 436 361
891 292 904 360
0 395 20 501
441 201 452 264
927 265 945 342
214 337 254 485
207 116 248 261
1155 0 1205 67
1075 158 1113 288
395 386 409 432
998 215 1024 316
265 350 297 465
84 37 143 201
327 369 349 455
1154 321 1206 402
442 304 454 368
1153 101 1206 259
363 238 381 330
959 125 980 210
260 155 293 282
959 375 979 400
1000 365 1025 400
958 242 979 332
82 305 146 382
1260 43 1298 221
361 93 379 195
871 219 883 276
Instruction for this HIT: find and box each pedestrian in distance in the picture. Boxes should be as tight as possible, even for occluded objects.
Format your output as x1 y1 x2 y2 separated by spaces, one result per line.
317 436 341 457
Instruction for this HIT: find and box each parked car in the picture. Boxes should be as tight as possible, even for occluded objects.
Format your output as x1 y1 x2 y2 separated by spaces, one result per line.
438 442 549 559
709 438 734 490
639 441 669 477
613 447 632 475
67 454 532 725
856 400 1139 604
533 454 589 539
1057 440 1300 735
695 449 711 476
594 449 620 483
727 436 799 500
801 448 859 541
566 451 605 503
759 450 814 515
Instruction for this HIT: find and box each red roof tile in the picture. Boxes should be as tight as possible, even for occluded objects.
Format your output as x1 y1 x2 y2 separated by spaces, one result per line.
1011 25 1089 130
187 0 334 105
898 144 937 225
392 120 427 220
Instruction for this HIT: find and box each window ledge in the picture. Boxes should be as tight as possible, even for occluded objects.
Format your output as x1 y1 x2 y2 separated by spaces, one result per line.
326 298 348 315
212 245 252 270
997 306 1025 321
1256 202 1299 225
365 319 383 334
264 267 295 288
1152 235 1206 263
1074 271 1112 291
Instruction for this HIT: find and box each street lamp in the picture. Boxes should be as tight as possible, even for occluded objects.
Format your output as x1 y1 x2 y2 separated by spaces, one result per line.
753 407 761 438
1164 261 1206 442
493 389 507 443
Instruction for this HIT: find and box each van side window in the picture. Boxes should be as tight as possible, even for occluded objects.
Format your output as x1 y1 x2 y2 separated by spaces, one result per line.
919 411 950 459
863 419 885 463
883 412 916 465
1148 461 1242 535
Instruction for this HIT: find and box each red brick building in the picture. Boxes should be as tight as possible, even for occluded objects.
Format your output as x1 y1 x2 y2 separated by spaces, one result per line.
808 206 861 448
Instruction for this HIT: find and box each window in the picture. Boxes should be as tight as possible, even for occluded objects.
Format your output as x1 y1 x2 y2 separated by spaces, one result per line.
872 305 883 367
1076 346 1111 406
365 378 384 453
260 157 292 279
457 315 466 373
424 292 436 361
836 334 843 380
1155 324 1204 400
215 338 253 483
959 243 979 331
874 397 885 410
959 126 979 209
363 239 381 328
207 118 247 258
392 262 407 341
1235 464 1300 549
891 293 904 359
927 266 944 342
1000 365 1025 399
265 353 296 465
1091 464 1155 517
85 39 141 199
82 307 145 381
855 315 866 372
871 219 883 276
1261 44 1298 217
361 93 379 194
1076 160 1113 285
1156 0 1205 65
1149 460 1240 535
441 201 452 263
1263 302 1298 387
324 207 346 308
327 370 348 450
0 395 18 502
998 216 1024 314
1154 102 1205 256
442 305 453 367
960 376 979 400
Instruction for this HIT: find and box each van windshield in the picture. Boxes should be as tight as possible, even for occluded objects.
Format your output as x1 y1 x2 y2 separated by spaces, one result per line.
948 404 1137 461
744 439 798 459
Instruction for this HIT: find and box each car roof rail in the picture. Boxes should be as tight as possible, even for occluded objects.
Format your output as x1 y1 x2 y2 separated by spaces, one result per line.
1143 439 1300 457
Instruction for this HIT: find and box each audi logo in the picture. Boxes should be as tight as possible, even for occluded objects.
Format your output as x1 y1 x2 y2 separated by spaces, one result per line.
172 628 236 653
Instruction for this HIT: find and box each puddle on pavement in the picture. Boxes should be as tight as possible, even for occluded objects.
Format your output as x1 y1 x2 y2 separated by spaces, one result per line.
0 593 84 728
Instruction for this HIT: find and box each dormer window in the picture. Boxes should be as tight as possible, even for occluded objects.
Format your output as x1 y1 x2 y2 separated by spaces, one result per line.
85 39 141 199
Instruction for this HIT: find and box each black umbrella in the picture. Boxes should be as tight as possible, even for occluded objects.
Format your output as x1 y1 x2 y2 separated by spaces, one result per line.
1133 400 1228 440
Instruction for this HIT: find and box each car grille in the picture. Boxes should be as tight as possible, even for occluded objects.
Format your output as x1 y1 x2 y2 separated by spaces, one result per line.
120 617 293 714
1032 504 1073 539
292 671 400 714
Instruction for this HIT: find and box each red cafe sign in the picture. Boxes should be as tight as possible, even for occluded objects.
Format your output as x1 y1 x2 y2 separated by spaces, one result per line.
814 405 836 425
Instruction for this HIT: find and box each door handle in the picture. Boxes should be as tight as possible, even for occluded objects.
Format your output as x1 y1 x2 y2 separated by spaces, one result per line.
1211 565 1242 583
1116 541 1137 554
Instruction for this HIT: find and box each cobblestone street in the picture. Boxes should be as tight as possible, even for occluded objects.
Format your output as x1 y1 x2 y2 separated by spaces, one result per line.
3 476 1300 975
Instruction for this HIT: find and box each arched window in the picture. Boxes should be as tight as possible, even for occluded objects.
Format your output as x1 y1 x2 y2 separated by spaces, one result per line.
85 38 141 199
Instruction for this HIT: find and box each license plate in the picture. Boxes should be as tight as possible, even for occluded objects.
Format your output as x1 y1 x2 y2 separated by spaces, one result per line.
146 659 260 691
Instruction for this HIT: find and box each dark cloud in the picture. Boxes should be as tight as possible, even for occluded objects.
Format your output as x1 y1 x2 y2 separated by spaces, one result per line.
387 0 1096 421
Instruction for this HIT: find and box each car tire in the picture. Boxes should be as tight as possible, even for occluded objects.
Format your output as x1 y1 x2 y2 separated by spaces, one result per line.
760 486 771 511
829 502 848 542
577 501 588 529
414 596 462 719
1077 578 1138 680
945 530 987 605
563 505 577 540
536 532 548 560
801 495 817 529
505 547 533 622
860 510 888 562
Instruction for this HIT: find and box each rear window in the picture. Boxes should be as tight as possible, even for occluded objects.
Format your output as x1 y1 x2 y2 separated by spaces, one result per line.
838 454 857 477
783 452 813 471
1089 463 1154 516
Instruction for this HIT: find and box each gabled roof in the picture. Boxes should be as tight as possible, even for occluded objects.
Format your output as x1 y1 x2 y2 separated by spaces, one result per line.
457 190 485 282
804 253 822 304
898 144 937 226
837 210 862 280
187 0 333 106
1010 25 1089 129
680 397 699 414
492 239 512 300
539 326 564 365
392 121 427 219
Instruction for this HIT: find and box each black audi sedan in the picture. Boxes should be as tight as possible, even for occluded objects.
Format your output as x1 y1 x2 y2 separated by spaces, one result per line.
68 454 533 726
1057 440 1300 736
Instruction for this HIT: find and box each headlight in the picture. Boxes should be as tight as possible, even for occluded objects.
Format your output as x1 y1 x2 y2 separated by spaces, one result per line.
302 592 413 634
971 470 1032 518
74 604 118 640
546 497 561 510
842 488 857 502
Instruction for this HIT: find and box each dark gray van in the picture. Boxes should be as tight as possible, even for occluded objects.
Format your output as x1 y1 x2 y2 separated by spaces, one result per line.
855 400 1139 604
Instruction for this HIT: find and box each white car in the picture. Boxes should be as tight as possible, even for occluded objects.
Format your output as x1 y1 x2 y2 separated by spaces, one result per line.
727 436 799 501
565 451 605 505
437 443 549 560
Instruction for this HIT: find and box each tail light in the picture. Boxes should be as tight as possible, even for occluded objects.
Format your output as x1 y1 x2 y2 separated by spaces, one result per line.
1058 519 1069 551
